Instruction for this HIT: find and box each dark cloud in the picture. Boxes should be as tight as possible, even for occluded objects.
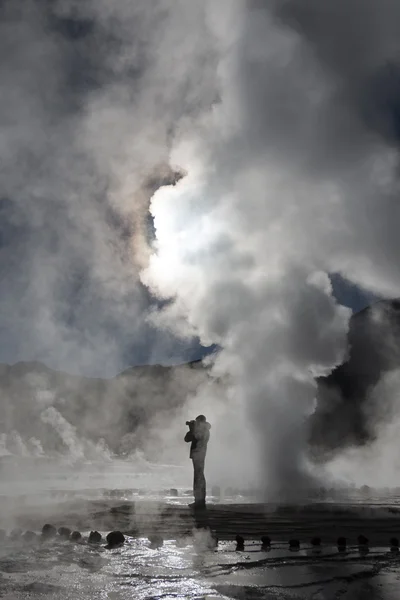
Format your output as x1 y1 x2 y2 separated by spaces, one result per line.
0 0 217 375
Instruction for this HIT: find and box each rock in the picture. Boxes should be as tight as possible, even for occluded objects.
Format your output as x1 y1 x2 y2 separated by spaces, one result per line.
148 534 163 549
105 531 125 549
22 531 37 543
70 531 82 542
261 535 271 549
360 485 371 497
337 536 347 550
390 537 399 552
327 487 337 499
357 534 369 546
58 527 71 540
9 528 22 540
211 486 221 499
357 535 369 556
41 524 57 540
289 539 300 550
169 489 178 497
88 531 102 544
311 537 321 547
235 535 245 551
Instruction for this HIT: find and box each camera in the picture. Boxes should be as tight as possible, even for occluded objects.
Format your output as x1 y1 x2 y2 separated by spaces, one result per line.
186 420 195 428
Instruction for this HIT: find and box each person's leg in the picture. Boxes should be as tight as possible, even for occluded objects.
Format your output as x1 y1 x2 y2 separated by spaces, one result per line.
193 455 206 505
192 458 197 502
199 458 206 503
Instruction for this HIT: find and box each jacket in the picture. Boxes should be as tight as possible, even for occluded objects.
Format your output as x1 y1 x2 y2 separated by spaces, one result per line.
184 420 211 459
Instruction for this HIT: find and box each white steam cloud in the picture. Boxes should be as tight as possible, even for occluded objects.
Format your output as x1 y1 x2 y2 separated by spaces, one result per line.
143 1 400 495
0 0 217 375
3 0 400 496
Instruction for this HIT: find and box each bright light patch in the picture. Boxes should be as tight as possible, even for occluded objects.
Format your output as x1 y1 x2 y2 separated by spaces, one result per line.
144 171 214 296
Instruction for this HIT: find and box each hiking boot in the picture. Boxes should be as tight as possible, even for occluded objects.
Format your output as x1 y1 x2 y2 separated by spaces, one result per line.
188 501 206 510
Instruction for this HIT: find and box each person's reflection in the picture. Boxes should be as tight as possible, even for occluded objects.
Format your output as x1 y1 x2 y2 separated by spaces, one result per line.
191 510 218 575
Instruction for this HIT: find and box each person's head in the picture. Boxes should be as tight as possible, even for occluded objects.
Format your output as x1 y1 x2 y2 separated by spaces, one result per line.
196 414 206 423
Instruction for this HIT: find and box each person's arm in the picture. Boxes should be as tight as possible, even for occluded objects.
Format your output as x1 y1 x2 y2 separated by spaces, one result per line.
184 431 194 442
184 420 195 442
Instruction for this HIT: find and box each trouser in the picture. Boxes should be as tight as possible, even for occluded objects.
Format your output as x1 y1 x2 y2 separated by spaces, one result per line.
192 454 206 504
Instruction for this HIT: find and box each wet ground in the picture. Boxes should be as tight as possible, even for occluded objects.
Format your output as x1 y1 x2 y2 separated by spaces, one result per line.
6 498 400 547
1 532 400 599
2 497 400 599
2 459 400 598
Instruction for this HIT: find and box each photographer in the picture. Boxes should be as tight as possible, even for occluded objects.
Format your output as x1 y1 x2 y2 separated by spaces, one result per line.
184 415 211 509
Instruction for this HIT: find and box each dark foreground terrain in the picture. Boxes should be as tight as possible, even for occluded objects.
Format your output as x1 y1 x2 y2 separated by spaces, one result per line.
7 499 400 546
2 501 400 599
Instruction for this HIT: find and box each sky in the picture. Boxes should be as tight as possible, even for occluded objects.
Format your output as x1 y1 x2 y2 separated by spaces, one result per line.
330 274 380 314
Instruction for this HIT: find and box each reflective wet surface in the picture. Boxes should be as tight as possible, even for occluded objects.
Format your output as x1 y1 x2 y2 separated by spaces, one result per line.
1 535 400 599
2 459 400 598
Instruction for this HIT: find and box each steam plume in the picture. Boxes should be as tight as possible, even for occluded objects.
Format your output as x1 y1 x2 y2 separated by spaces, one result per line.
3 0 400 495
143 1 400 496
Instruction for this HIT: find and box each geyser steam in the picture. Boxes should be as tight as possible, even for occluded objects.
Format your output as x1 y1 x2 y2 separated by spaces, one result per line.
143 1 400 496
4 0 400 496
143 157 350 497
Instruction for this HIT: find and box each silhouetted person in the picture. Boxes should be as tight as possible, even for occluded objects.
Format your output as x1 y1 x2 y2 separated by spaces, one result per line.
184 414 211 509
